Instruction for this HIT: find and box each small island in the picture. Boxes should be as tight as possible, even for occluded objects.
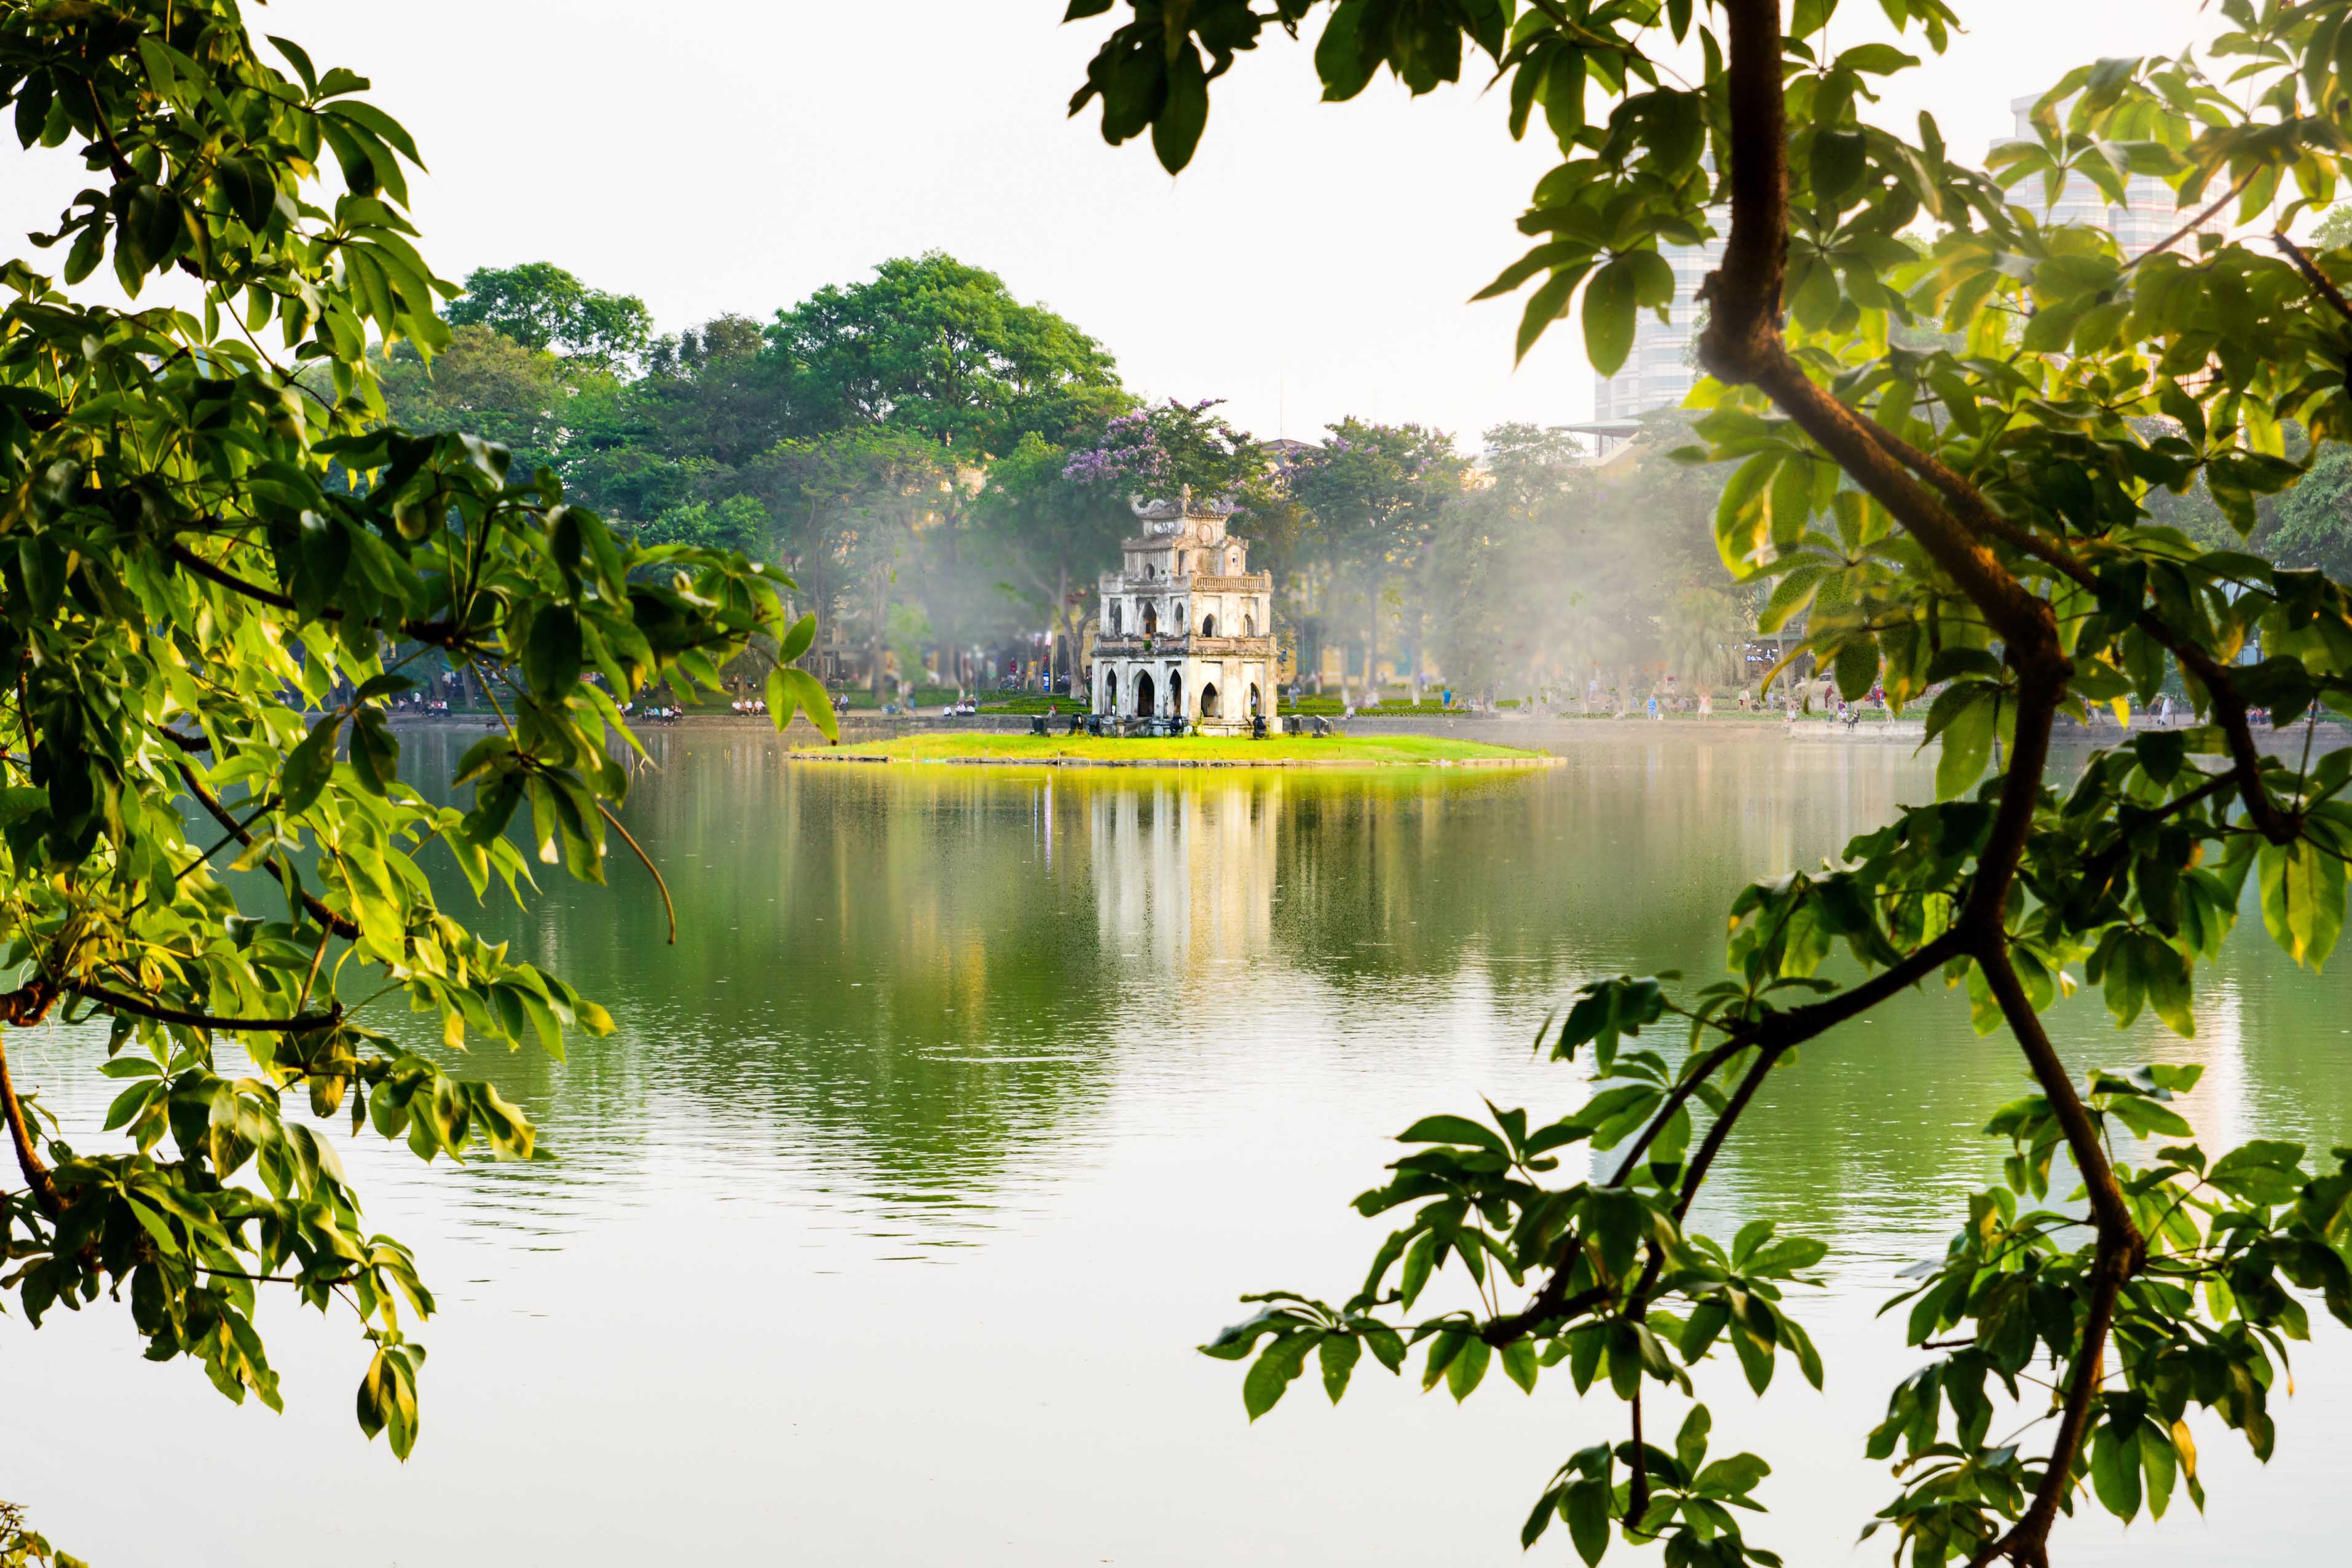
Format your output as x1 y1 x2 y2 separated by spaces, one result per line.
784 732 1555 768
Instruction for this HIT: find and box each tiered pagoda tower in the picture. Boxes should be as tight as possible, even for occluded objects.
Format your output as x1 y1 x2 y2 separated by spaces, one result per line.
1092 489 1276 735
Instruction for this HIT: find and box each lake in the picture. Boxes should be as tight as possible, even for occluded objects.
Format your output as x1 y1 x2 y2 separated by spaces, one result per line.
7 725 2350 1566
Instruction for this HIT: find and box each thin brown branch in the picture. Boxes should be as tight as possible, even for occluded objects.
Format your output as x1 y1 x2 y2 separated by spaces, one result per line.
199 1264 355 1286
165 542 468 648
2117 163 2257 274
591 797 676 945
176 760 358 939
0 1030 60 1218
1624 1387 1651 1535
1608 1038 1749 1186
1976 947 2142 1267
1963 677 2059 934
1696 3 2058 663
1969 945 2142 1568
294 921 333 1015
1700 2 2284 852
68 980 336 1034
170 792 277 888
1857 352 2297 846
1612 931 1966 1190
1486 930 1966 1346
1672 1033 1777 1222
2271 229 2352 326
167 542 302 614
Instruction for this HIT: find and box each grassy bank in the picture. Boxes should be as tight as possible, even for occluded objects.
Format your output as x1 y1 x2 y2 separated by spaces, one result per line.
786 732 1550 766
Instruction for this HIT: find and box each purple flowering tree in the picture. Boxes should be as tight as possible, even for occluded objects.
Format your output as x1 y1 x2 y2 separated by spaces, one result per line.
1061 397 1264 501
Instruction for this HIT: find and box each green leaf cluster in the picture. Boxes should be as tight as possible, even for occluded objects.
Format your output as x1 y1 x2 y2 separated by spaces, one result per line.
0 0 829 1457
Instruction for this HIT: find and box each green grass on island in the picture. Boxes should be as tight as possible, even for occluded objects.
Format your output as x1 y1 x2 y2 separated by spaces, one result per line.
787 731 1549 765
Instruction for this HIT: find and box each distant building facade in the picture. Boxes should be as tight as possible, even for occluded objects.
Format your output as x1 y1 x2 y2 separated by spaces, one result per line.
1997 95 2223 257
1590 230 1724 424
1093 490 1277 734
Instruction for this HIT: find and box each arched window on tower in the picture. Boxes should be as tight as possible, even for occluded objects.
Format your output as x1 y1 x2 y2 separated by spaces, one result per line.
1242 614 1254 637
1199 613 1216 637
1142 602 1158 637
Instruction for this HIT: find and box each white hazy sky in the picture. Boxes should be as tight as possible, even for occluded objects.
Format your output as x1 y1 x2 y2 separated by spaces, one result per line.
0 1 2233 444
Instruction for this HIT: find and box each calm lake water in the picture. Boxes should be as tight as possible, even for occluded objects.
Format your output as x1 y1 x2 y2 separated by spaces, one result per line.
7 726 2352 1566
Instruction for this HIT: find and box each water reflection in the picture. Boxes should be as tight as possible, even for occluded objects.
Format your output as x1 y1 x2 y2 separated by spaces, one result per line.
6 727 2351 1568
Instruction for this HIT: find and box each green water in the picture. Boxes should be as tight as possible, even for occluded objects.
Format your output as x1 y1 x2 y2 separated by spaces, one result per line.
6 727 2349 1566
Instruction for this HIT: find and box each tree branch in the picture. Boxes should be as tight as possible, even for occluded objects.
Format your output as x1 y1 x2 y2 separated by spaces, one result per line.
1696 2 2059 665
167 542 301 613
1695 16 2151 1564
2116 163 2257 274
0 1031 60 1218
176 760 359 939
1624 1386 1651 1536
1485 930 1966 1347
1608 929 1966 1189
2270 229 2352 328
68 980 336 1034
165 542 468 648
1855 341 2296 846
1969 945 2142 1568
592 797 676 945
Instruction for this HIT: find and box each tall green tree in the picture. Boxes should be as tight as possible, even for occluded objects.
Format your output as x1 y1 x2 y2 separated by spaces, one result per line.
1285 419 1461 699
610 313 792 479
773 252 1126 455
1429 422 1591 701
970 432 1126 688
0 0 831 1478
740 427 959 696
446 260 653 372
639 493 772 557
377 323 618 479
1066 3 2352 1566
2265 444 2352 581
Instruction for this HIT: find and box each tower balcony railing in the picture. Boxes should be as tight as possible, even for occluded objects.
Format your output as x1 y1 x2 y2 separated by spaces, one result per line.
1091 632 1277 658
1098 570 1274 596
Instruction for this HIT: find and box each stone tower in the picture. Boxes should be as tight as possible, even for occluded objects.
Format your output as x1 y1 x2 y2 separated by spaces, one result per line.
1092 489 1276 735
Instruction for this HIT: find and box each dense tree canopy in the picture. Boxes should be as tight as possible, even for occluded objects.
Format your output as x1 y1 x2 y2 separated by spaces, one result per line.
1064 2 2352 1566
773 252 1126 455
445 260 653 372
0 0 828 1486
377 324 618 479
389 242 1812 706
1284 419 1462 696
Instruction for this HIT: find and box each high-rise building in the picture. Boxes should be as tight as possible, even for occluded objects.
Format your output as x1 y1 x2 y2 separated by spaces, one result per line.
1589 230 1724 424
